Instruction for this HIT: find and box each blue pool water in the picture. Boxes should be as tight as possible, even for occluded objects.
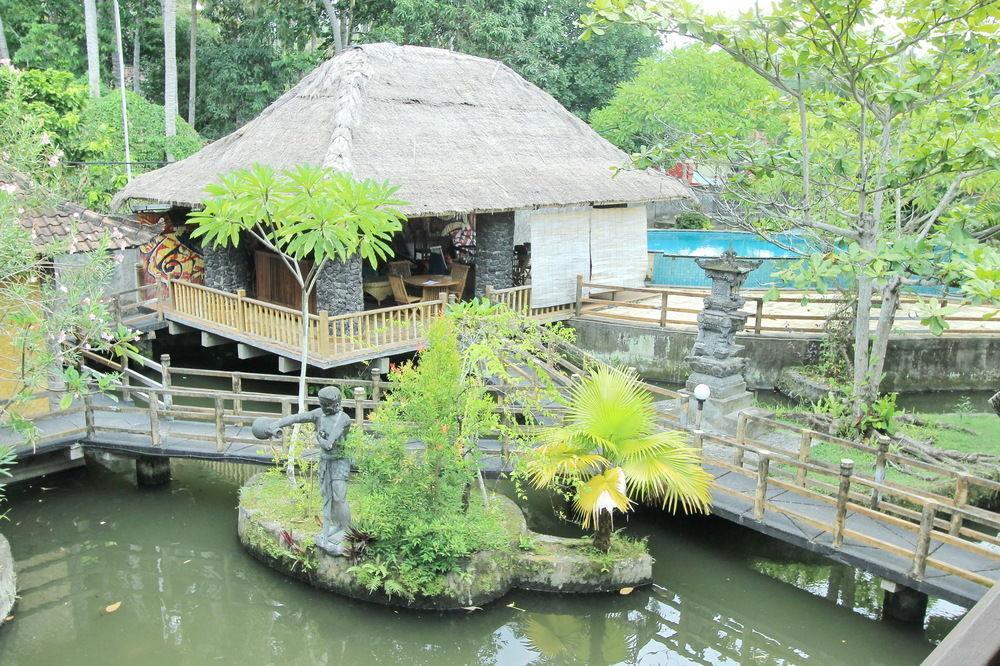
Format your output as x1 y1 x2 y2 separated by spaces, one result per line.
648 230 814 289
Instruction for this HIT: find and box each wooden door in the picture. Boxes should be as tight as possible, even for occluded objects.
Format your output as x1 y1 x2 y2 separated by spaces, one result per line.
254 250 316 312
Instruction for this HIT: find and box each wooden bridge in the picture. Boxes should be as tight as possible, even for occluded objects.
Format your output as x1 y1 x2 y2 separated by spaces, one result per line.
4 342 997 608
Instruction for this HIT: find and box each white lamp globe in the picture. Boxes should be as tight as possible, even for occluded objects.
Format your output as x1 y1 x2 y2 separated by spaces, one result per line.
693 384 712 402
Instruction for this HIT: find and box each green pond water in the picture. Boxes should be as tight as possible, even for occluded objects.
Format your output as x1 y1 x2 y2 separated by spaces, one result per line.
0 458 963 665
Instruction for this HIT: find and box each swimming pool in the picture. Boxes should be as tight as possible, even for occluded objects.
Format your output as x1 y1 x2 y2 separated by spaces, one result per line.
648 230 813 289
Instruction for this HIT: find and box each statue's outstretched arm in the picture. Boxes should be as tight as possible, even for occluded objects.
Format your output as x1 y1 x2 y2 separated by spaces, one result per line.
271 410 318 430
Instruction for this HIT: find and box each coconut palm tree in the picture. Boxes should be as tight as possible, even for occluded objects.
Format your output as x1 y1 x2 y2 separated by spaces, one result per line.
163 0 178 160
0 13 10 62
524 365 712 551
84 0 101 97
187 0 196 128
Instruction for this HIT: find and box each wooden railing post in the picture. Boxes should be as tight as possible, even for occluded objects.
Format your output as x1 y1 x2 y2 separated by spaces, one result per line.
871 435 889 510
318 310 330 356
371 366 383 402
796 430 812 486
949 474 970 536
832 458 854 548
214 395 225 452
912 502 937 579
149 399 161 447
754 298 764 335
574 274 583 316
120 353 131 402
232 374 243 415
353 386 366 428
754 452 770 520
236 289 247 332
485 286 494 304
160 354 173 411
692 429 704 457
658 291 669 327
83 392 95 439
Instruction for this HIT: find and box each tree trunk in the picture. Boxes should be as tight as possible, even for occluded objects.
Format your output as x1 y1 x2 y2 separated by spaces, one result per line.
297 289 310 412
322 0 344 54
132 24 141 94
0 13 9 62
187 0 196 128
163 0 177 161
863 277 902 405
851 232 876 419
84 0 101 97
111 14 122 87
593 509 612 552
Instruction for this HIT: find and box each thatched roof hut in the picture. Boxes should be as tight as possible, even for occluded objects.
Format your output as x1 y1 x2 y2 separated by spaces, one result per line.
112 43 688 215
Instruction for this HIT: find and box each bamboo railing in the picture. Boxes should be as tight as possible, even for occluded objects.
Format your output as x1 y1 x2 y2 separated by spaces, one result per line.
485 284 575 321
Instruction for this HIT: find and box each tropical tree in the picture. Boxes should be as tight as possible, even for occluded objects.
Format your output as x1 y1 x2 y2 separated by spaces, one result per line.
187 0 196 128
188 164 406 410
162 0 177 161
524 365 711 551
83 0 100 97
0 12 9 62
583 0 1000 421
590 44 781 154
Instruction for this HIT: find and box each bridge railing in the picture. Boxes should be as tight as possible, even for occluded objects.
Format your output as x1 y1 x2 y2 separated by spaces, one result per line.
736 412 1000 548
694 429 999 591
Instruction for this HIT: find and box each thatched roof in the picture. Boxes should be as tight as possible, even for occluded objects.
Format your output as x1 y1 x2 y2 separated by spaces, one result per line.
112 43 690 216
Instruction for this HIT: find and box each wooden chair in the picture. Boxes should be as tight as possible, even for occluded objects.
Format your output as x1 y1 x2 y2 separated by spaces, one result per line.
449 263 470 297
388 261 412 277
389 275 420 305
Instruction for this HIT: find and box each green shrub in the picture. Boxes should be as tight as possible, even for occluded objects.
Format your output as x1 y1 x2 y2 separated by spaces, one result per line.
69 90 203 208
674 211 711 229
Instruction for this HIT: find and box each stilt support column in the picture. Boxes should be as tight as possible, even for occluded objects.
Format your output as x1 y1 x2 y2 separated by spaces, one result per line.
136 454 171 487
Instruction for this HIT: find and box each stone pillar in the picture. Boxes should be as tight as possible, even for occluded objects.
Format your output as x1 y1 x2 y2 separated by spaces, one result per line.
0 533 14 627
315 254 363 316
474 212 515 297
202 244 251 293
685 251 762 429
136 454 171 487
882 583 928 624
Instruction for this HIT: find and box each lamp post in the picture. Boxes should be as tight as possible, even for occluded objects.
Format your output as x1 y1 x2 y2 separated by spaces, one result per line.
693 383 711 430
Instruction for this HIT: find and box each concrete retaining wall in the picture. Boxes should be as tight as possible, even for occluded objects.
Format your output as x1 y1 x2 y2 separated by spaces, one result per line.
568 318 1000 391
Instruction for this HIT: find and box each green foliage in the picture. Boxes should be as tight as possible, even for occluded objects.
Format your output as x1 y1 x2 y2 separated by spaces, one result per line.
69 90 203 208
0 187 140 448
190 164 405 268
583 0 1000 416
0 68 88 146
344 319 511 599
522 365 711 545
673 211 710 230
10 23 81 72
355 0 658 118
814 390 899 439
590 44 781 153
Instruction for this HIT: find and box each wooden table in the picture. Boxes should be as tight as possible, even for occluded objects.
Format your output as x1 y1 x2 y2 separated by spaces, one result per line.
403 274 458 302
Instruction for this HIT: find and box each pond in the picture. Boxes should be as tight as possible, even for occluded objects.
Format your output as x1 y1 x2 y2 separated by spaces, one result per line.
0 458 962 665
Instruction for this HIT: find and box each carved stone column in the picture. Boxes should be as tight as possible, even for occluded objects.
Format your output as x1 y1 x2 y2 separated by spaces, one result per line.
685 251 762 428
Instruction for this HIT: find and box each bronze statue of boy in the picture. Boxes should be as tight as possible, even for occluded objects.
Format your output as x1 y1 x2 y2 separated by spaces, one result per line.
252 386 352 556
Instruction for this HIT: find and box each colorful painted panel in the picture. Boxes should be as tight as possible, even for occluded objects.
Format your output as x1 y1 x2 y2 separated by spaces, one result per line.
141 230 205 284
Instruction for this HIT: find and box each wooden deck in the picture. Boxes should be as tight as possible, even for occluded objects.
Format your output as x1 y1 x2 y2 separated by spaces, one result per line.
158 281 575 368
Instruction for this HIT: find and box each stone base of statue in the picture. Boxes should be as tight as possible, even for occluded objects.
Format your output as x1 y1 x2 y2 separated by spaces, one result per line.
685 373 754 428
685 251 762 432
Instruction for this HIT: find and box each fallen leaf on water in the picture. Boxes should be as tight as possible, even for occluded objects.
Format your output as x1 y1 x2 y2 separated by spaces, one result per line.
619 587 634 595
182 559 192 564
4 615 13 621
506 602 525 612
104 601 122 614
461 606 482 612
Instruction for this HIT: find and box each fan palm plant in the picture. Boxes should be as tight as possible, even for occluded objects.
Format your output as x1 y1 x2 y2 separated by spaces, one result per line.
524 366 712 551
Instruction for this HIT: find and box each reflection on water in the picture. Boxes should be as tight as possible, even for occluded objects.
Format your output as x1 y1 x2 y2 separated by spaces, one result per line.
0 459 958 665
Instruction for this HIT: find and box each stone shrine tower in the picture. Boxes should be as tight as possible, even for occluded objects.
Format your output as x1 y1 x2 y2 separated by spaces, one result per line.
685 251 762 428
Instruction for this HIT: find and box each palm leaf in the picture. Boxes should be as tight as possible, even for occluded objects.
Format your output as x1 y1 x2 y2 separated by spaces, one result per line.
523 431 609 488
565 366 656 453
619 433 712 514
574 467 631 529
